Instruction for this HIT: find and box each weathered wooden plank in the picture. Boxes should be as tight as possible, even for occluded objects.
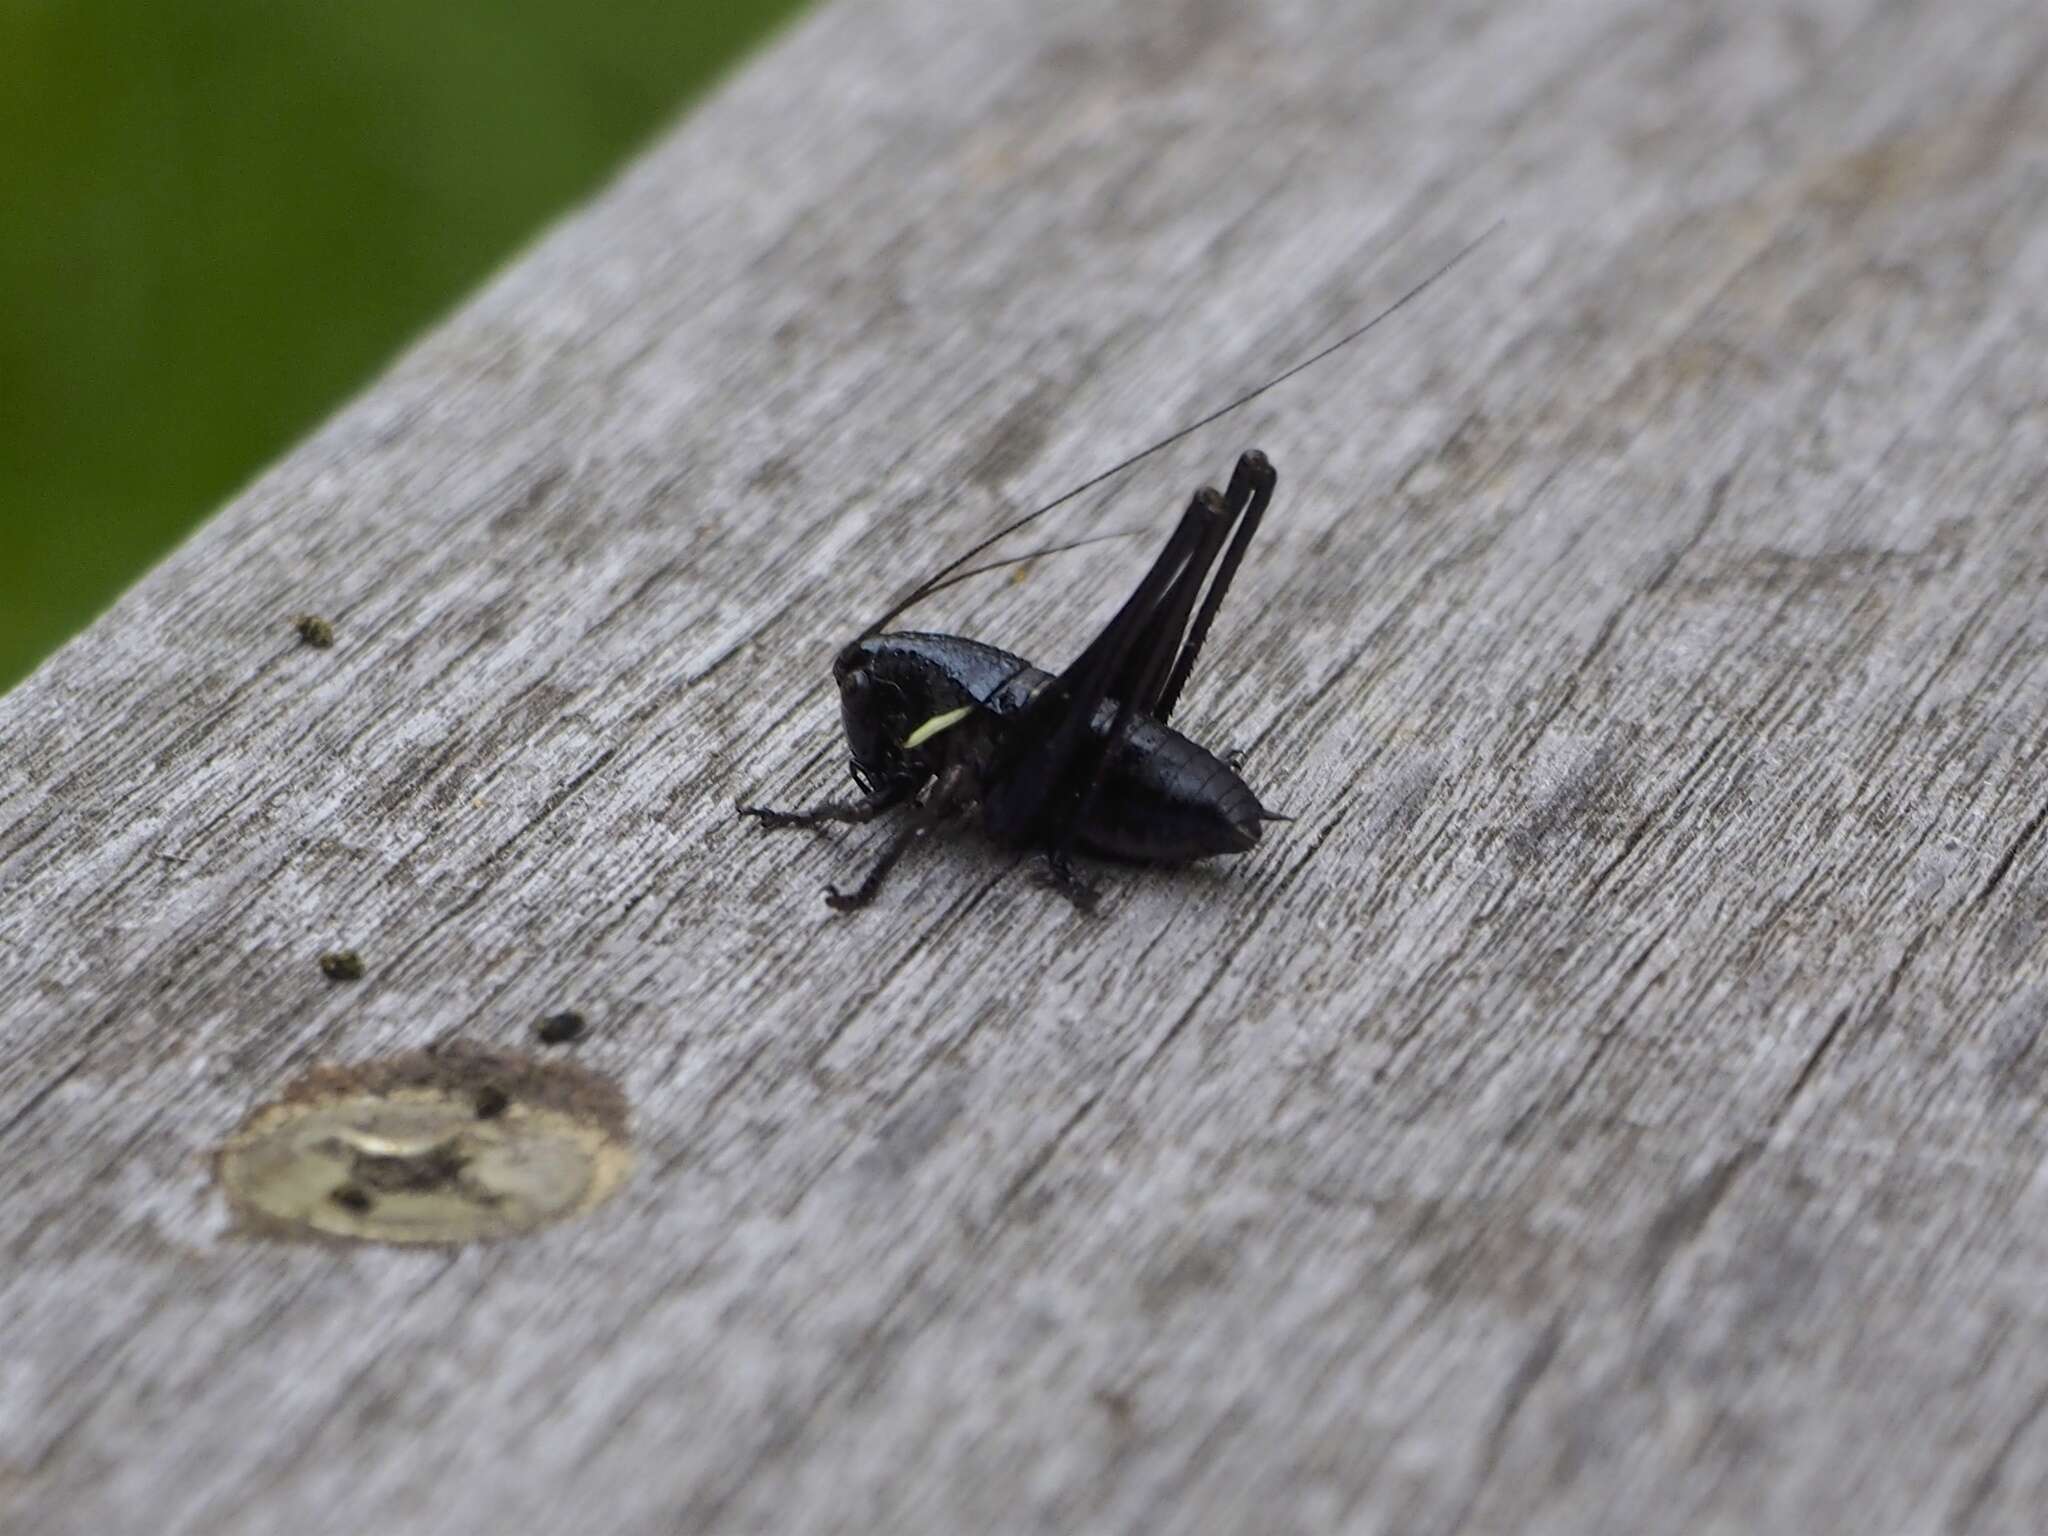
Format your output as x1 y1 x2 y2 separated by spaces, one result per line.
4 0 2047 1530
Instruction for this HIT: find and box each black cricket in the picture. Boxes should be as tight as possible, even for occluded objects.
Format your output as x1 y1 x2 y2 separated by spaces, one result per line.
737 229 1495 911
742 449 1280 911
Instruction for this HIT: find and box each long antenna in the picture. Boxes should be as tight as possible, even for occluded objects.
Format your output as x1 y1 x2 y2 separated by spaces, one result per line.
862 220 1502 636
904 528 1143 606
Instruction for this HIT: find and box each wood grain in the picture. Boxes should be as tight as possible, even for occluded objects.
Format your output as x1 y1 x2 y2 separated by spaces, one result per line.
5 0 2047 1530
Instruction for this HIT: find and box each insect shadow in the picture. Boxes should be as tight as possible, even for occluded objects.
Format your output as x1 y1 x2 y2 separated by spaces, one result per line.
739 228 1496 913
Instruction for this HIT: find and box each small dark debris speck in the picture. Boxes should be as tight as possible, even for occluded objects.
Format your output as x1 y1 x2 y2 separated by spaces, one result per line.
294 614 335 648
319 950 366 982
1094 1388 1136 1426
330 1185 373 1213
535 1011 588 1046
474 1085 510 1120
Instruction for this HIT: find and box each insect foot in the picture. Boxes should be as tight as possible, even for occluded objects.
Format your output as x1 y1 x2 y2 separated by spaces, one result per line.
1034 855 1102 914
736 802 799 830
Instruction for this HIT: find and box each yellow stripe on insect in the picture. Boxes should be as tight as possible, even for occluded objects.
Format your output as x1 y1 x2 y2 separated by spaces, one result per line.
901 705 974 750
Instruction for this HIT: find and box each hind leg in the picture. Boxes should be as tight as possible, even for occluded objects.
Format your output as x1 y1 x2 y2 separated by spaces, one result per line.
1032 852 1101 913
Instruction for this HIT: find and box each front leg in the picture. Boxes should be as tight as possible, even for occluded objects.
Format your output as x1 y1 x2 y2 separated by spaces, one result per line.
824 763 979 912
736 778 912 832
823 815 933 911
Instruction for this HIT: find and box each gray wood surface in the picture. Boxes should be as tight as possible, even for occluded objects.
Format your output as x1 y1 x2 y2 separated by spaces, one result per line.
5 0 2047 1529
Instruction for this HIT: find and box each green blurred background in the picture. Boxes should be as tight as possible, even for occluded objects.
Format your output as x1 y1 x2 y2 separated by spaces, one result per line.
0 0 810 692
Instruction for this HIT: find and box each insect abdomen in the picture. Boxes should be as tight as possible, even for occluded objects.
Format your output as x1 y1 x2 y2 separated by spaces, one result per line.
1080 719 1263 863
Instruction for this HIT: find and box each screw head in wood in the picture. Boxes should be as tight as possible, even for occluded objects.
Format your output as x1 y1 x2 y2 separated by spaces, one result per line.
215 1048 630 1245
